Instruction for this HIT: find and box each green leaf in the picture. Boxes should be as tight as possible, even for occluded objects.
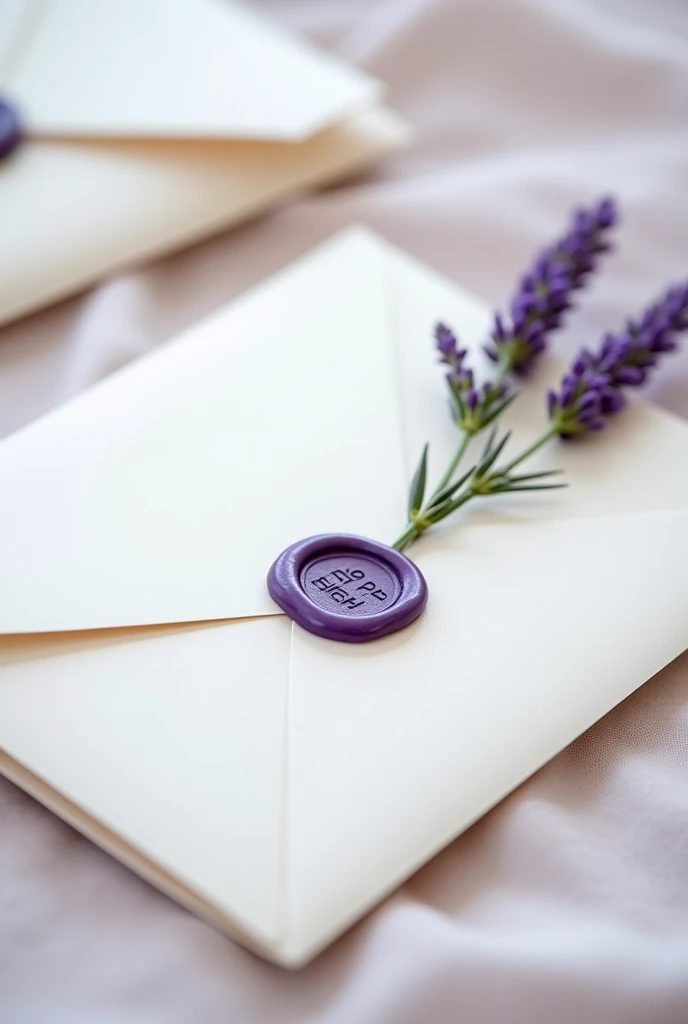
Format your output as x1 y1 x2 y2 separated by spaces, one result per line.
477 430 511 478
506 469 565 484
499 483 568 492
408 443 429 516
424 499 452 524
479 390 518 429
426 465 476 510
452 385 466 423
426 490 473 524
480 425 498 463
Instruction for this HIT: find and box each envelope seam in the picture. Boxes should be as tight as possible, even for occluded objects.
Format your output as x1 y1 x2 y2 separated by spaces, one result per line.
381 242 413 496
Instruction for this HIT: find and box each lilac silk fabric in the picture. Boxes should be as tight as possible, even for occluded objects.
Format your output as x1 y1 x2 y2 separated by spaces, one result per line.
1 1 688 1020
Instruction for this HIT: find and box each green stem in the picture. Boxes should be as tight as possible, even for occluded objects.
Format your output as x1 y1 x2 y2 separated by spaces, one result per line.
392 522 421 552
392 431 474 552
494 354 512 386
429 431 471 500
501 425 558 475
393 388 560 551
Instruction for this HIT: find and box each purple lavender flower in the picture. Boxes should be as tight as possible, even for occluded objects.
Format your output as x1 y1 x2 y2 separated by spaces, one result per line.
435 322 468 377
485 197 618 377
548 280 688 436
435 322 513 433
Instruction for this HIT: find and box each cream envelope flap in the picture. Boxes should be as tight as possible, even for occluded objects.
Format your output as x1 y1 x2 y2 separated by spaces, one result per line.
3 0 380 140
0 233 407 632
0 1 407 328
0 229 687 966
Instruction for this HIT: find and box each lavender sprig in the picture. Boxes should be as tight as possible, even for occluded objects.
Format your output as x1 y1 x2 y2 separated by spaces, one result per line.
485 197 618 378
548 281 688 436
393 276 688 552
429 198 618 497
405 200 611 532
430 321 518 502
436 322 515 435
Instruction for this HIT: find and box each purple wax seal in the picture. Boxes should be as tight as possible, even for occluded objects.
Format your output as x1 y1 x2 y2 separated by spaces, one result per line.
267 534 428 643
0 99 22 161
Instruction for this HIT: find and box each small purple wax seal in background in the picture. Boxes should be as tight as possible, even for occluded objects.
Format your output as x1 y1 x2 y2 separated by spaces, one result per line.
267 534 428 643
0 99 22 161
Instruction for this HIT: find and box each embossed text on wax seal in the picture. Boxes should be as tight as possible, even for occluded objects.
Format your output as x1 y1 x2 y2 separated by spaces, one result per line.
267 534 428 643
301 553 400 616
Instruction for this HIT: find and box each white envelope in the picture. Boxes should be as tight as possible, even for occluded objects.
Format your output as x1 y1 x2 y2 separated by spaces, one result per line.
0 0 407 326
0 227 687 967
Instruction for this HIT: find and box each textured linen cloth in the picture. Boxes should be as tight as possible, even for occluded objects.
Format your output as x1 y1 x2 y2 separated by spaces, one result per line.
1 1 688 1020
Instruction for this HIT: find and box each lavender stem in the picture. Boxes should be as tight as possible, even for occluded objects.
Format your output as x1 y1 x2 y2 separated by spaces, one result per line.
493 354 513 388
392 522 421 552
391 426 559 552
428 432 471 501
501 425 558 475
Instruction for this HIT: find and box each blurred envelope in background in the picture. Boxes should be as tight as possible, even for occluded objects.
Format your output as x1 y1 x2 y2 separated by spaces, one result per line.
0 0 408 326
0 228 687 966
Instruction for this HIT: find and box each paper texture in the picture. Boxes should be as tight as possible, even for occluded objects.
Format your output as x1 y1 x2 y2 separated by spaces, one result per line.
0 229 686 966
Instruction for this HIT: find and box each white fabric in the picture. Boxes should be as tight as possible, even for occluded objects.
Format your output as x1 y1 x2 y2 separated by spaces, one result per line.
1 0 688 1019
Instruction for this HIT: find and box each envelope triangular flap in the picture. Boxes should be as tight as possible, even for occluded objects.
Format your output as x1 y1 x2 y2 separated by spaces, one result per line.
5 0 381 141
0 615 293 948
283 509 688 964
0 228 406 634
0 108 409 328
